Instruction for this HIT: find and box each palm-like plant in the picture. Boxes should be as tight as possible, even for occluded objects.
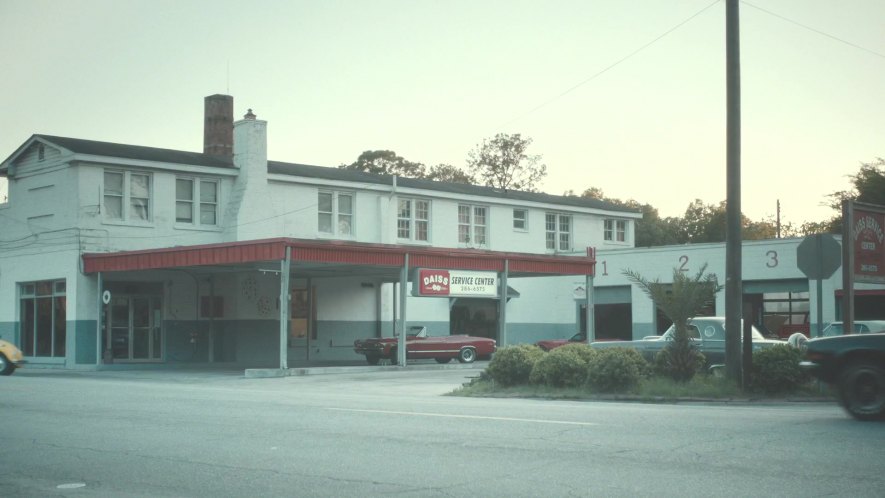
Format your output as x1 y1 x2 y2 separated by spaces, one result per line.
623 264 723 381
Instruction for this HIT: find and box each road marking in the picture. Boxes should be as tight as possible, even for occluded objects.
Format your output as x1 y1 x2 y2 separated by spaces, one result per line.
57 483 86 489
327 408 598 426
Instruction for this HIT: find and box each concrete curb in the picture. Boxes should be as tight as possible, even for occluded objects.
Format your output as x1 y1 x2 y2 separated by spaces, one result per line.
245 362 486 378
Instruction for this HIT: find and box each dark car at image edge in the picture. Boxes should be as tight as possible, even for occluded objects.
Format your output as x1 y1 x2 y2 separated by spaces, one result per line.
800 333 885 421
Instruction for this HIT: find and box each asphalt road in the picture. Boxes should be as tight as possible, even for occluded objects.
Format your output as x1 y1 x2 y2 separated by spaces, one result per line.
2 367 883 497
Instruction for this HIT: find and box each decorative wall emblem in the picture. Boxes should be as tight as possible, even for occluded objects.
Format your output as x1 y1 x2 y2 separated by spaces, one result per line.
241 275 257 301
256 295 272 315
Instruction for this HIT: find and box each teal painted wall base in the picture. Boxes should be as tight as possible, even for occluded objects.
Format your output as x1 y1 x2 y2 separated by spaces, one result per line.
75 320 97 364
11 317 593 369
0 321 16 344
504 323 576 346
631 323 656 340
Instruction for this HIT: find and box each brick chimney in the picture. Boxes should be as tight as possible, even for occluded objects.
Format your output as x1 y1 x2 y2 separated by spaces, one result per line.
204 94 233 156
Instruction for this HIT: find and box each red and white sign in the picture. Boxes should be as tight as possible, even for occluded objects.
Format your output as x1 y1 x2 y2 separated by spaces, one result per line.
853 207 885 283
418 269 450 295
414 269 498 297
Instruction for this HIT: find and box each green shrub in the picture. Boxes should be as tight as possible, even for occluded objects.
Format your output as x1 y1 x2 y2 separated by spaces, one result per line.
653 344 706 382
749 344 808 394
586 347 646 393
530 345 595 388
555 343 598 364
485 344 544 387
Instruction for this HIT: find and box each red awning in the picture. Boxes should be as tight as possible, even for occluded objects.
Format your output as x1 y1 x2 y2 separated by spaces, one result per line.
82 238 595 277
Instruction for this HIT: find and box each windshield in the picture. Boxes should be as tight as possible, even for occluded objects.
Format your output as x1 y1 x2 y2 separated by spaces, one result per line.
407 326 427 337
661 320 765 341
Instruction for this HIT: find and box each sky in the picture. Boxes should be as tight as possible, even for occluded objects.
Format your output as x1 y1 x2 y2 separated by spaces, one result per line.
1 0 882 226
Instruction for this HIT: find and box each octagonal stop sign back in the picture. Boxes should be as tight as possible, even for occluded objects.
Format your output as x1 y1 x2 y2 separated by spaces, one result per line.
796 234 842 279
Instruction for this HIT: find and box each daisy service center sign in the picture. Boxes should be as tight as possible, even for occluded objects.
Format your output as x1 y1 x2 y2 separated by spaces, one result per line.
414 269 498 298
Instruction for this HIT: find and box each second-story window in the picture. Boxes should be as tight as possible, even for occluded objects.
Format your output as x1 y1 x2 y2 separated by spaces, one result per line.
604 219 627 242
318 191 353 237
545 213 571 252
513 209 528 231
458 205 488 245
104 170 151 222
397 198 430 242
176 178 218 226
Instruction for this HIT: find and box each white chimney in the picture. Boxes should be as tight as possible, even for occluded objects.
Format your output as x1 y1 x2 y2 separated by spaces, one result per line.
233 109 267 179
225 109 272 241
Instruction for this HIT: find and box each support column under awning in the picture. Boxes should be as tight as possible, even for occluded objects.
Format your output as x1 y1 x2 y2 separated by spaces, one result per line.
279 247 291 370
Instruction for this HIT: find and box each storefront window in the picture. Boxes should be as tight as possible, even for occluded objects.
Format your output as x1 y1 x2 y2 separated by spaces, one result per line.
19 279 66 357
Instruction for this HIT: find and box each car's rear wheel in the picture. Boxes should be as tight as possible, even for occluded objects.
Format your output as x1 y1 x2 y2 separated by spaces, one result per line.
457 347 476 364
838 362 885 421
0 353 14 376
435 357 452 364
389 349 398 365
365 355 380 366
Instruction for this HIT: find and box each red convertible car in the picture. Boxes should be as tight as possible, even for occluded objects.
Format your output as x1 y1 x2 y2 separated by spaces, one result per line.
354 326 496 365
536 332 586 351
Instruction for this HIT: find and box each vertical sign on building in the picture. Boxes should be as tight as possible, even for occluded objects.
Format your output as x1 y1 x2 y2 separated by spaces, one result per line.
852 205 885 284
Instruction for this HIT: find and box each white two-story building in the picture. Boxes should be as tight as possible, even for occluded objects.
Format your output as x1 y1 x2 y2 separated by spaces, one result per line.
0 95 644 369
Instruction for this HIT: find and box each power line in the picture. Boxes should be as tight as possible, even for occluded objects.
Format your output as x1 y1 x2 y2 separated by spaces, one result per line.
498 0 722 129
741 1 885 60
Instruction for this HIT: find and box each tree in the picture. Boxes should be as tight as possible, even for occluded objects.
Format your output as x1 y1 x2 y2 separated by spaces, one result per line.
820 157 885 232
466 133 547 191
339 150 426 178
829 157 885 207
623 264 723 382
426 163 474 184
635 205 682 247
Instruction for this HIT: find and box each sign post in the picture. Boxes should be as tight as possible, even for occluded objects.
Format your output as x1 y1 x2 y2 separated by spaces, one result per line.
796 233 842 337
843 201 885 335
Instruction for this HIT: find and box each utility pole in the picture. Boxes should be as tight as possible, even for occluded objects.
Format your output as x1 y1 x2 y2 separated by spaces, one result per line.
777 200 781 239
724 0 744 385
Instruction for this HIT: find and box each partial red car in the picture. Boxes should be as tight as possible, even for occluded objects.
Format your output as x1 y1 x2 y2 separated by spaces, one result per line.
354 326 496 365
536 332 586 352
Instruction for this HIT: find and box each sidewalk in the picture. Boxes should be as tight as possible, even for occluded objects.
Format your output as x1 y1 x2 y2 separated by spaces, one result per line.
14 359 488 380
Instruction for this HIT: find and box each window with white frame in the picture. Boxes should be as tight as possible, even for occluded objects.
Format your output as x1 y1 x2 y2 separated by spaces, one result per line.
513 209 527 231
458 204 488 245
318 191 353 237
545 213 571 252
397 198 430 242
103 170 151 221
20 280 66 357
176 177 218 226
604 219 627 242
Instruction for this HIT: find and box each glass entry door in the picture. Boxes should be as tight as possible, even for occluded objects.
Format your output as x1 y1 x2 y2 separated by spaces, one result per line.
106 296 163 361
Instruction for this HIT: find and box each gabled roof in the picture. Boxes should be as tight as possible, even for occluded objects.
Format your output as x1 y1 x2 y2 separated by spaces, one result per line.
1 135 235 170
2 134 639 215
272 162 638 213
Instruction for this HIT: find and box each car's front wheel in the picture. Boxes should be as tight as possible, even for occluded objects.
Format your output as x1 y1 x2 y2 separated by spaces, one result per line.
838 362 885 421
457 347 476 364
0 353 14 376
365 355 380 366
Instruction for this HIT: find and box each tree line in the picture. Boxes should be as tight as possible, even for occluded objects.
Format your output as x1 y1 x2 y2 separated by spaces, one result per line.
339 135 883 247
